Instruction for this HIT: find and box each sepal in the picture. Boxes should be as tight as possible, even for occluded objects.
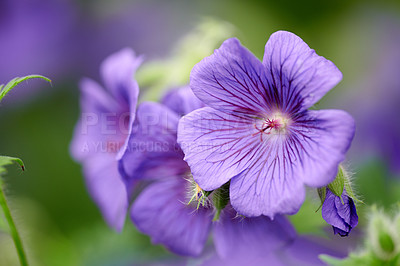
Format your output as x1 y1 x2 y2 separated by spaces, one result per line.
212 182 230 221
327 166 345 197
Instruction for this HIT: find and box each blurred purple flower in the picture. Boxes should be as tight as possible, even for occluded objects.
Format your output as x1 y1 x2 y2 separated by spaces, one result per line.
178 31 355 218
119 87 295 257
204 235 345 265
321 188 358 237
70 48 142 231
339 17 400 175
78 1 193 80
278 236 346 265
0 0 79 87
213 205 295 260
0 0 188 100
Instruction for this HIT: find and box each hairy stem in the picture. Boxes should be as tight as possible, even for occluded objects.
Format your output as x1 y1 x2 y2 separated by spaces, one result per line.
0 182 28 266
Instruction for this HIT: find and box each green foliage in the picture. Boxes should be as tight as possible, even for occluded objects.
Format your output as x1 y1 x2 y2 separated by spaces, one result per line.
0 75 51 103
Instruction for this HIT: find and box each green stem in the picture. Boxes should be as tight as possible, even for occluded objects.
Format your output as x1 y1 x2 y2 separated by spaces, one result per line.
0 182 28 266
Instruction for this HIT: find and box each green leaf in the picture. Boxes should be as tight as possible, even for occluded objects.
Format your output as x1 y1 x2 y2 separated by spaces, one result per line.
0 156 25 176
0 75 51 103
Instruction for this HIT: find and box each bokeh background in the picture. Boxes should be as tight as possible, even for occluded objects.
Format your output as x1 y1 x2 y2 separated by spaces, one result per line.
1 0 400 265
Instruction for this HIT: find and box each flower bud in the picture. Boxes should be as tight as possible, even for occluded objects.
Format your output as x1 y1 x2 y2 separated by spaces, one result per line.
319 165 359 236
321 187 358 236
368 208 399 261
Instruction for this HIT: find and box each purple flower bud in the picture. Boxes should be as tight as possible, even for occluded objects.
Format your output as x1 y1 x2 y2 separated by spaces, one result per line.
321 188 358 236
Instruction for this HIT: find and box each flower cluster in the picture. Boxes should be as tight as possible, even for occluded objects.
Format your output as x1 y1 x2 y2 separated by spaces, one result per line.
71 30 358 262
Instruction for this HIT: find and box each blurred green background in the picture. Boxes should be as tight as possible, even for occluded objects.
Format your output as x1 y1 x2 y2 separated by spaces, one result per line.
1 0 400 265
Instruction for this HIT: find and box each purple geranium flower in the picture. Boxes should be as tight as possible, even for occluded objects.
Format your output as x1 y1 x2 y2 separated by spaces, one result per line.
321 188 358 236
119 87 295 257
279 236 346 265
204 235 346 265
70 48 142 231
178 31 355 218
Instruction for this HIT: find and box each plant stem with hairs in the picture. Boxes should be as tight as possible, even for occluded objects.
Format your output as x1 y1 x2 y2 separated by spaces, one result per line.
0 161 28 266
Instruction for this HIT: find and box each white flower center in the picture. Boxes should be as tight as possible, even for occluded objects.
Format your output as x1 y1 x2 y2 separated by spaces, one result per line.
253 112 291 141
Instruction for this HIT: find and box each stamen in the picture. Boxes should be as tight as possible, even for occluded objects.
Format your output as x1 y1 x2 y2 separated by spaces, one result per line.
253 113 290 141
185 174 212 209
